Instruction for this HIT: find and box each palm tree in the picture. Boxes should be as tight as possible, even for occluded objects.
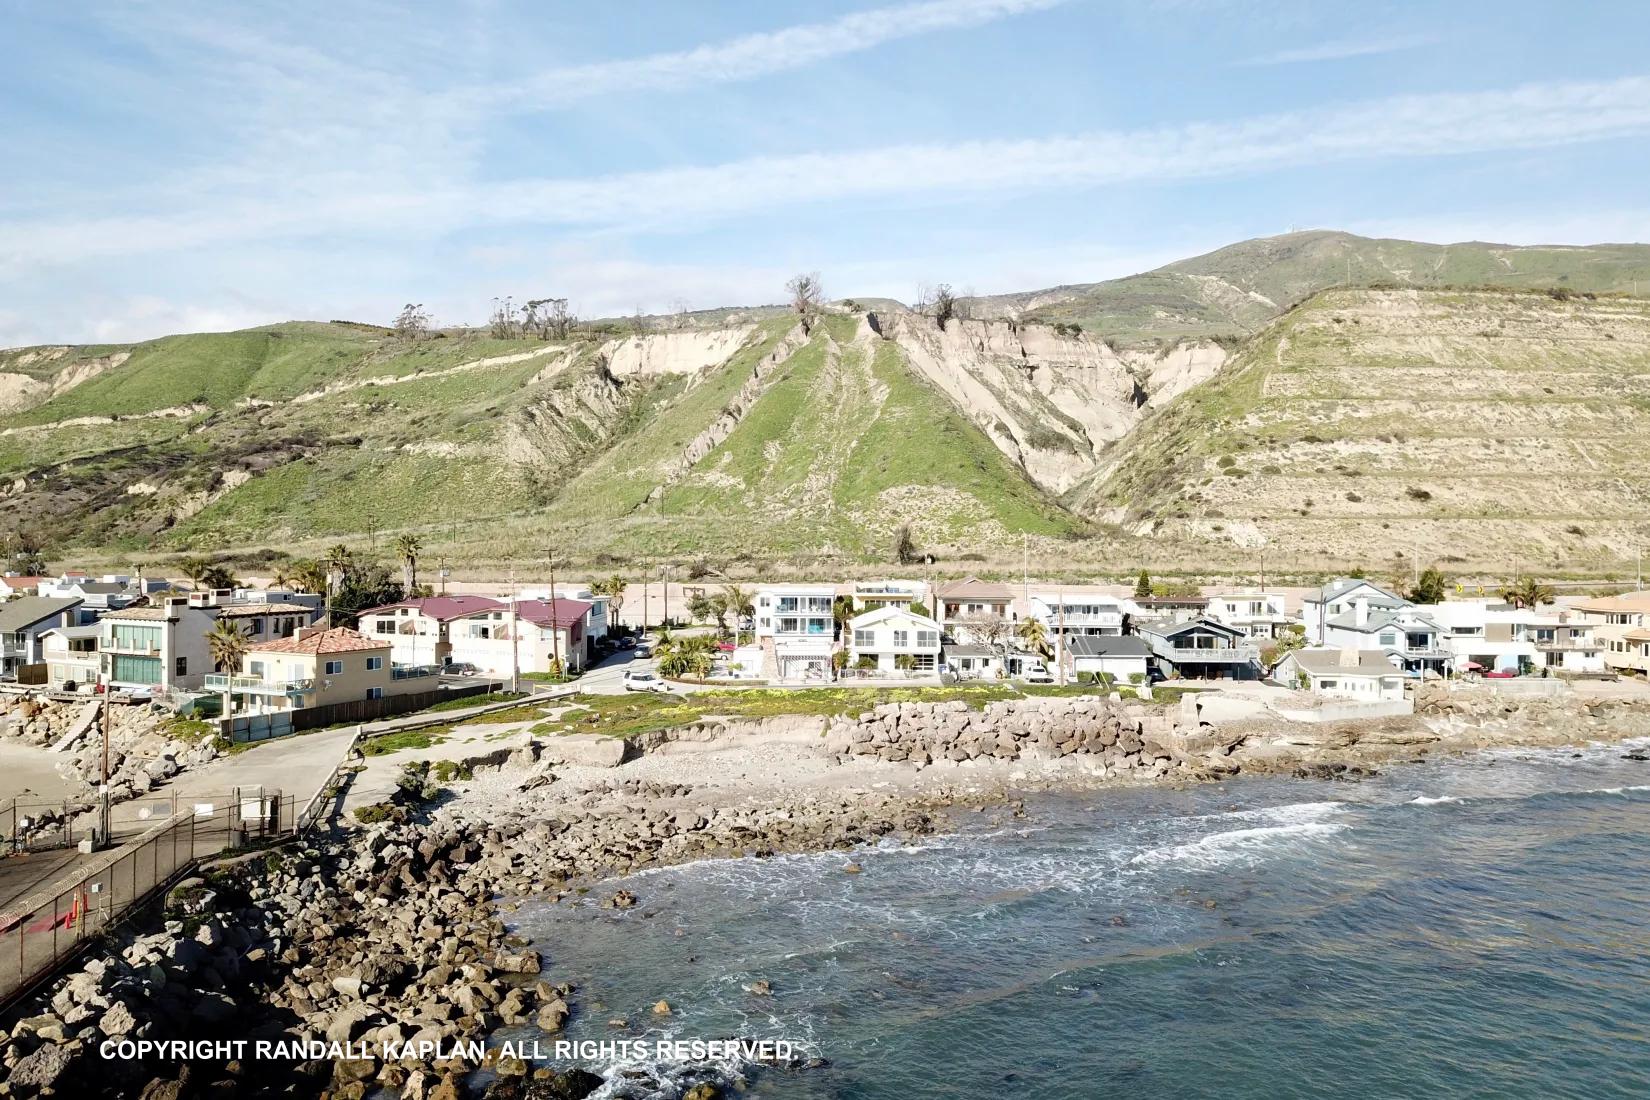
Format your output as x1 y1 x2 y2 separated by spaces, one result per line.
394 534 422 594
270 563 293 590
206 619 250 719
291 560 327 595
1017 617 1050 659
590 574 627 634
1499 577 1556 610
178 555 213 591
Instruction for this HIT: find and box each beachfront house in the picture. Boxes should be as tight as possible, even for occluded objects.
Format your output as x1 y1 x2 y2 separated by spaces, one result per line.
937 578 1016 645
0 596 85 677
1570 592 1650 676
41 625 101 691
850 579 930 614
358 595 505 668
1319 598 1452 677
1274 647 1407 701
210 626 432 717
846 606 942 676
1135 618 1259 680
753 584 837 682
1060 635 1152 684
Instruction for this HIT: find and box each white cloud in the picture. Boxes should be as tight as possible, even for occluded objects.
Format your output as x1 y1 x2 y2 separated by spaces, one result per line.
461 0 1075 110
6 73 1650 271
1237 33 1437 66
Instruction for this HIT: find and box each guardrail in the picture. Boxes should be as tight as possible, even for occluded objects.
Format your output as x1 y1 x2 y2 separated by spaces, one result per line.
0 791 293 1010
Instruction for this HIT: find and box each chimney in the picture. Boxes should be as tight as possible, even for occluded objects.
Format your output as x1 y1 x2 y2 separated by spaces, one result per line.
1354 597 1369 626
1339 646 1360 668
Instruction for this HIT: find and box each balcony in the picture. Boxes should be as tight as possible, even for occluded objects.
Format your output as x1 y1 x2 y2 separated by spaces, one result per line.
204 673 314 696
1159 644 1259 662
104 639 162 656
1401 645 1452 659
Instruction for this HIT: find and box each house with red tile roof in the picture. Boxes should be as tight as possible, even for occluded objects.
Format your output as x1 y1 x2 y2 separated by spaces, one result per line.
208 626 436 717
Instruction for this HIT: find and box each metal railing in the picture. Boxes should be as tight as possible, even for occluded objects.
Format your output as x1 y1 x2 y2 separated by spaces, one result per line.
1 791 294 1009
203 673 314 694
390 665 442 680
1159 644 1260 661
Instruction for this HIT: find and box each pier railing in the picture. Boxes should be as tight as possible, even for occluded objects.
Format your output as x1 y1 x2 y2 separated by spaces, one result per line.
0 790 293 1012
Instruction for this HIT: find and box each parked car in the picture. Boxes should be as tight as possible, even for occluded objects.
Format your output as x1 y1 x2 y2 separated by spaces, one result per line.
634 645 653 659
445 662 479 676
623 670 670 693
618 637 637 650
1147 667 1168 685
1022 666 1055 685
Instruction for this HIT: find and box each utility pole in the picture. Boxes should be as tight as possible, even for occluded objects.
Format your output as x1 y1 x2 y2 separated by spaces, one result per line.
438 557 449 597
508 563 520 694
98 675 111 849
1022 534 1030 613
542 547 561 677
1056 586 1067 686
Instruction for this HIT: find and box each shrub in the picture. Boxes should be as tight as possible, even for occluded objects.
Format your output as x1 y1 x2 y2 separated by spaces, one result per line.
1405 487 1433 501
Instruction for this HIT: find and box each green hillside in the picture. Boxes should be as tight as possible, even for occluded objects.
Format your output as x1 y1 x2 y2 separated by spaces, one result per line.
1075 285 1650 569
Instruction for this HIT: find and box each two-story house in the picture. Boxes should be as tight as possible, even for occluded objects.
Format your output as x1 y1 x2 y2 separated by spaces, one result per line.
1027 591 1125 640
1320 598 1452 676
1570 591 1650 676
936 578 1016 644
1135 618 1260 680
100 599 216 693
210 626 431 717
0 596 85 677
1301 579 1410 643
1420 600 1604 675
1205 591 1292 639
753 584 837 681
357 595 504 668
40 625 101 691
846 606 942 676
444 598 593 676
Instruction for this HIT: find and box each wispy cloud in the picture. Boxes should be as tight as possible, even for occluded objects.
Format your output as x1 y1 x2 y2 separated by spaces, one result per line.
6 74 1649 271
461 0 1075 110
1237 33 1437 67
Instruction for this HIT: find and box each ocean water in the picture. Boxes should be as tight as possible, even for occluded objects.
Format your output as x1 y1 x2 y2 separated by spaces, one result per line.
503 740 1650 1099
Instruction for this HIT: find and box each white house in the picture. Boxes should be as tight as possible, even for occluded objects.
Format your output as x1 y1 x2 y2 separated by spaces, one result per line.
753 584 837 681
846 606 941 676
1301 579 1409 643
1417 600 1605 675
850 579 930 614
444 597 593 676
1027 591 1124 639
41 625 101 691
0 575 46 599
358 595 505 668
1205 591 1292 639
1061 635 1151 683
1320 598 1452 676
522 585 610 643
1 597 86 677
942 643 1040 680
1275 647 1407 701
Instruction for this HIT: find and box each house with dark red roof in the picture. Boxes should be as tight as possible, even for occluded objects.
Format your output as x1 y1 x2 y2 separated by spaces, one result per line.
356 595 504 668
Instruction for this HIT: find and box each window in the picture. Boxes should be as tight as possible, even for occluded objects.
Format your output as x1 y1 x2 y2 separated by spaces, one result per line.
1320 679 1337 690
325 660 343 675
853 629 873 648
175 656 187 676
892 630 908 647
1378 633 1397 646
917 631 938 648
249 661 265 677
375 620 395 634
248 619 263 635
366 687 383 700
366 656 383 671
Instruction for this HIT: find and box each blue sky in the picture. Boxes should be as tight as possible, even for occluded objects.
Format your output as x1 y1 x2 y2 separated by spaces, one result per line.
3 0 1649 346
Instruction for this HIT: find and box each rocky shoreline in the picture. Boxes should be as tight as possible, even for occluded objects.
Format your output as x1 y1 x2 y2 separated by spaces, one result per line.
4 684 1648 1098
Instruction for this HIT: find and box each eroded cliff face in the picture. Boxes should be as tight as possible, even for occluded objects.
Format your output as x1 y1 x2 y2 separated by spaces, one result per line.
876 312 1226 493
